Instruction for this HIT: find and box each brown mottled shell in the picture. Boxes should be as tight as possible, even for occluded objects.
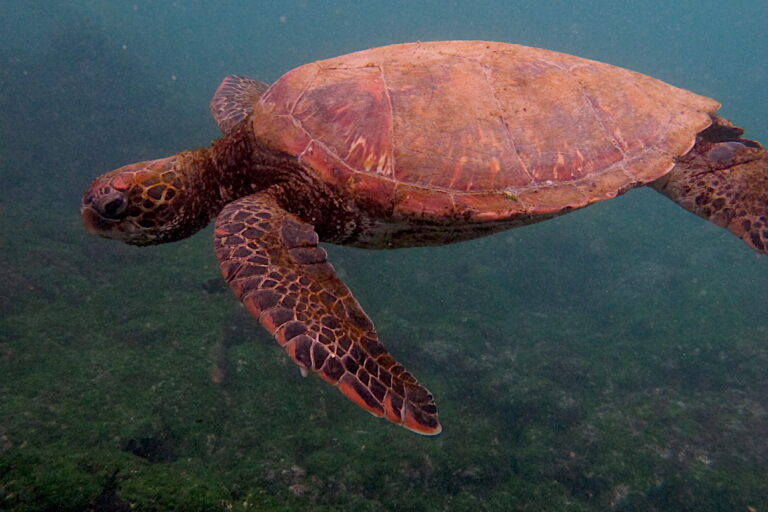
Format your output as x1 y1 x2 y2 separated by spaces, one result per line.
250 41 719 220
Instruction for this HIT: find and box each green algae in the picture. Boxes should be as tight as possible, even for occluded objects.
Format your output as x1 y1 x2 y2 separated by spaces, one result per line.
2 216 767 509
6 203 766 511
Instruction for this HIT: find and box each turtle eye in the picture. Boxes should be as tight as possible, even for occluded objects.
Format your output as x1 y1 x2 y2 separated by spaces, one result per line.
97 192 128 219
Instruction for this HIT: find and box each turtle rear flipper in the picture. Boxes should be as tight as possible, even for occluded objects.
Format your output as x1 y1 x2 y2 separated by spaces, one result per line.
214 192 441 435
651 129 768 254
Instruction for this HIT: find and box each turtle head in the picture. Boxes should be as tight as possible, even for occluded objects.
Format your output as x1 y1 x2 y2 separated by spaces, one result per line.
81 153 209 246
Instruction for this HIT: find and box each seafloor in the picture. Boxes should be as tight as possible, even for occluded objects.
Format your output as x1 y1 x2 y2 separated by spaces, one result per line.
1 21 767 512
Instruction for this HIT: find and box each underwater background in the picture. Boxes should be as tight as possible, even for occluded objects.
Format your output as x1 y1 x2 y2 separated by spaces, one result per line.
1 1 767 510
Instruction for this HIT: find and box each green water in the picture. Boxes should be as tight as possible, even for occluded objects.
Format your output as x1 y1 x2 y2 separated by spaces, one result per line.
1 1 767 510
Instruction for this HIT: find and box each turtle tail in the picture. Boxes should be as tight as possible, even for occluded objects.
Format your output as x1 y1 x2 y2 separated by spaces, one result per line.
650 118 768 254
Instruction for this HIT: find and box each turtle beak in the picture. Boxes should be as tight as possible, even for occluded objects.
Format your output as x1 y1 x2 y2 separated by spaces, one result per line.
80 186 131 238
81 206 109 235
81 189 105 235
80 204 140 242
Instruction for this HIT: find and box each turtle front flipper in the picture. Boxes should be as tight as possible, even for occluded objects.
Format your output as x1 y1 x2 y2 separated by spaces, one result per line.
214 193 441 435
210 75 269 134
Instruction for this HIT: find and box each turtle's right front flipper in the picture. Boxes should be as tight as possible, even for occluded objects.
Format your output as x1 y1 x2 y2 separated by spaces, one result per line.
214 192 441 435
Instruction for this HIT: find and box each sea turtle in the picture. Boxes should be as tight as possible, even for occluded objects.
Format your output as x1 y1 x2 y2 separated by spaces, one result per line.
81 41 768 435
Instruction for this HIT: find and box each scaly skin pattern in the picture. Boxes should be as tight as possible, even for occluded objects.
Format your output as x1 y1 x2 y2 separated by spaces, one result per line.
651 120 768 254
81 125 361 247
81 153 210 245
214 192 441 434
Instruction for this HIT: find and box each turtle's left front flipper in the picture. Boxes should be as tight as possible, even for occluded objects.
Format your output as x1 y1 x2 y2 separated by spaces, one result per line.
214 192 441 435
651 120 768 254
